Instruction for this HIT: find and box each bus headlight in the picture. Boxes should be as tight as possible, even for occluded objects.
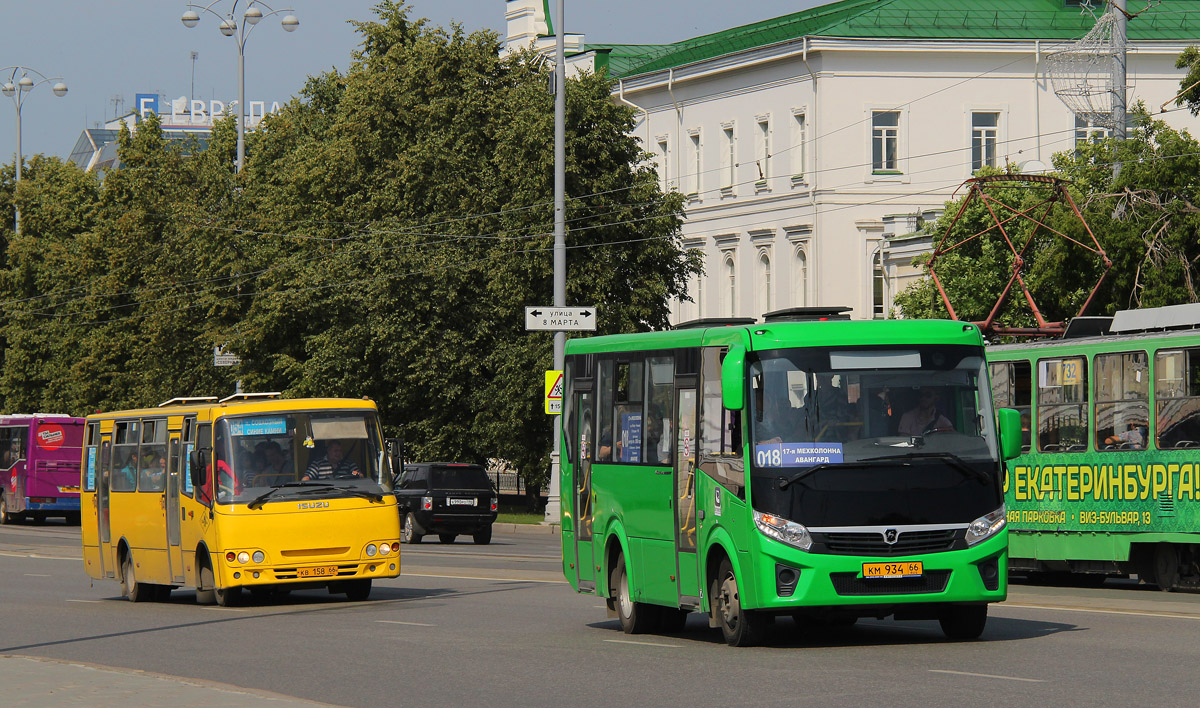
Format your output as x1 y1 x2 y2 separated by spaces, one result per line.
252 551 265 564
237 551 250 564
366 544 377 557
965 505 1006 546
753 510 812 551
379 543 392 554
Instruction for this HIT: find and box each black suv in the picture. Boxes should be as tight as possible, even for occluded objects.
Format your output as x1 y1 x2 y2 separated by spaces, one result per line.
394 462 498 545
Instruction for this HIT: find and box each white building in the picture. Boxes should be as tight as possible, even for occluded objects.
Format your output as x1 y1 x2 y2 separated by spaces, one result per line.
505 0 1200 322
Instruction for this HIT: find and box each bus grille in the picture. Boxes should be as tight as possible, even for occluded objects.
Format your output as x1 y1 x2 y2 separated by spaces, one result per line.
830 570 951 596
816 530 958 556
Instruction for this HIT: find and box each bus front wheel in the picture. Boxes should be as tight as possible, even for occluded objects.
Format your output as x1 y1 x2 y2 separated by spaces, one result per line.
712 558 768 646
612 554 656 634
344 579 372 602
195 563 216 605
938 604 988 640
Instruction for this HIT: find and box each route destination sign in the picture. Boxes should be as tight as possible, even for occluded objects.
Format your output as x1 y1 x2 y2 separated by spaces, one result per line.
525 306 597 331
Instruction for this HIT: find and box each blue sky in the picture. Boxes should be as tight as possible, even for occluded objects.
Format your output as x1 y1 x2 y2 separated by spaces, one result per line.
0 0 825 163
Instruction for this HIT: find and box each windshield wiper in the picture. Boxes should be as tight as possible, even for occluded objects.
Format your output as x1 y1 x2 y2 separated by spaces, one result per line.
777 459 895 490
247 482 332 510
329 485 385 503
859 452 992 484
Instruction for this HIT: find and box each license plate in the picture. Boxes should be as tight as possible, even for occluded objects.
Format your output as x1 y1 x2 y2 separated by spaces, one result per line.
297 565 339 578
448 498 476 506
862 561 923 579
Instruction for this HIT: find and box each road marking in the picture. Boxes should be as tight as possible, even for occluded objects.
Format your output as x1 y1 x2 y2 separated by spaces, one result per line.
376 620 437 627
0 551 79 561
401 571 566 584
24 573 51 577
1003 603 1200 621
930 670 1044 683
65 599 101 603
202 607 247 612
604 639 681 648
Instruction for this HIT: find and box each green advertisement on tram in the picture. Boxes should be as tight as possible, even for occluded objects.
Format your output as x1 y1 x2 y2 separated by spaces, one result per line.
559 309 1022 646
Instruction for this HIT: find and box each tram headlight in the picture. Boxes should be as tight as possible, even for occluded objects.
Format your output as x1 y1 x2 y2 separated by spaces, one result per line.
366 544 377 557
252 551 265 564
965 505 1007 546
237 551 250 564
753 510 812 551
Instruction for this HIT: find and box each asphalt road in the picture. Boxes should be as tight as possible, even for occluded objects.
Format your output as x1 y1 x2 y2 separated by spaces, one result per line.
2 521 1199 707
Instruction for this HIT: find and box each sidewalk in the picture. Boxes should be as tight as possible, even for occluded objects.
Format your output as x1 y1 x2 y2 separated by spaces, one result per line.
493 522 560 535
0 655 344 708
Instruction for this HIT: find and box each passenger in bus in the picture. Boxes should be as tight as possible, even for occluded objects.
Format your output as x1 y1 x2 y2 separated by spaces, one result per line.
898 387 953 436
257 440 291 477
301 440 361 480
139 452 166 491
643 408 672 464
1105 421 1146 450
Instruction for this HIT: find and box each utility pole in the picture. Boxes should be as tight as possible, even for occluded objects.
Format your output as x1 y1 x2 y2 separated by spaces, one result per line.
1111 0 1127 177
544 0 566 524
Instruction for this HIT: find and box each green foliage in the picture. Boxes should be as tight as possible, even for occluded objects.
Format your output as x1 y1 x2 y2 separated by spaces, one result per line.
895 109 1200 324
0 1 696 494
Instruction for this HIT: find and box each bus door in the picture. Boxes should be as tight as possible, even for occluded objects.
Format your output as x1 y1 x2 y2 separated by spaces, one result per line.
674 384 701 604
574 391 596 591
165 433 185 584
97 438 114 578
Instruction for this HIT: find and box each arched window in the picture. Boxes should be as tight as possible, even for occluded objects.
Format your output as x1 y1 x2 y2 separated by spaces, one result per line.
724 254 737 317
873 250 885 318
795 248 808 307
758 252 772 314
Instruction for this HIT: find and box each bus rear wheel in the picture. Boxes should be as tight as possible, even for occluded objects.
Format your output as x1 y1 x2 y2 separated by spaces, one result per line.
0 493 14 525
712 558 768 646
938 604 988 640
612 554 657 634
122 555 150 603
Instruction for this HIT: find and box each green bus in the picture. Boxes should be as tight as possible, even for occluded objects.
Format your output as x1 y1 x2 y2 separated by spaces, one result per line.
988 304 1200 591
559 309 1021 646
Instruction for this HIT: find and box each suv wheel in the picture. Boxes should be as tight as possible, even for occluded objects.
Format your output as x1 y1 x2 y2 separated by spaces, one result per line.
438 534 457 544
473 527 492 545
402 513 423 544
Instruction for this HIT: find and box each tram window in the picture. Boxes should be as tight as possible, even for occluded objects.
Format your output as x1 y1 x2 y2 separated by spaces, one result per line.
1095 351 1148 451
989 360 1032 451
1155 348 1200 449
1037 356 1088 452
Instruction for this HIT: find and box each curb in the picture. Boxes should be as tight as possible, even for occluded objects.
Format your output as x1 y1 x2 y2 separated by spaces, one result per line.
494 522 560 535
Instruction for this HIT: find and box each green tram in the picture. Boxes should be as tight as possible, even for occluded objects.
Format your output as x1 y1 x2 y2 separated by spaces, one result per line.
988 304 1200 591
559 309 1021 646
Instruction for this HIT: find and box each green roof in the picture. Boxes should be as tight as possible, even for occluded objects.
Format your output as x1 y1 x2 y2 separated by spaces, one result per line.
590 0 1200 78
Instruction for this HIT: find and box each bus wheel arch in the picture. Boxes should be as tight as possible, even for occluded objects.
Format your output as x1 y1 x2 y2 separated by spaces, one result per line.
0 490 10 525
603 532 629 601
194 544 217 605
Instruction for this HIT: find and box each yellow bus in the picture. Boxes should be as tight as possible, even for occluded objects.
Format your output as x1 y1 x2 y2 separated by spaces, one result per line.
81 393 401 605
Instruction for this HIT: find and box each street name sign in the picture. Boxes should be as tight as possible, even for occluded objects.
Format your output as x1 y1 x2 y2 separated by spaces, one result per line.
525 306 597 331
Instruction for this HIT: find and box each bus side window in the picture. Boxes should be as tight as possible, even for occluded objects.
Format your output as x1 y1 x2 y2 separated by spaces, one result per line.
700 347 744 497
195 423 213 506
989 360 1032 451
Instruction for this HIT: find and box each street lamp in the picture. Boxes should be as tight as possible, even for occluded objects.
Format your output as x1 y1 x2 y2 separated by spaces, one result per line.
1 66 68 235
181 1 298 173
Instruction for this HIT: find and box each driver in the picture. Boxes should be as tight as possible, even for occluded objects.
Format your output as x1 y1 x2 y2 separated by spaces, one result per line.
301 440 361 481
898 387 953 436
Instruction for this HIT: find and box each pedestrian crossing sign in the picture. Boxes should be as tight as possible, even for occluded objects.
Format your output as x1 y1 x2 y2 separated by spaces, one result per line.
545 370 563 415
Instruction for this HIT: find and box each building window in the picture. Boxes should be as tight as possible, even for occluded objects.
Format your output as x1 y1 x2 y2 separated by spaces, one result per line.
758 252 772 314
872 111 899 172
971 112 999 171
755 117 771 183
872 251 885 318
791 112 806 184
722 124 736 189
724 254 736 317
656 137 670 192
795 248 807 307
687 131 702 197
1074 115 1109 145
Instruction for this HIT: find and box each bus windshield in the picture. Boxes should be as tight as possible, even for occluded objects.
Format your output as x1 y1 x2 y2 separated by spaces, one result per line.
214 411 393 504
748 344 1003 526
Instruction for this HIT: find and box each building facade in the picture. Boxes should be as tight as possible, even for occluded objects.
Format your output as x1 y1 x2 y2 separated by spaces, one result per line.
504 0 1200 322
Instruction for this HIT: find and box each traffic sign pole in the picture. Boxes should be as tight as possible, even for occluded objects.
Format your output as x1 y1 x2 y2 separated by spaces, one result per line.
545 0 567 526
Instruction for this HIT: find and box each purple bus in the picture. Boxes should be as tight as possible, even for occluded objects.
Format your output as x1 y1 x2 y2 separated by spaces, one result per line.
0 414 86 524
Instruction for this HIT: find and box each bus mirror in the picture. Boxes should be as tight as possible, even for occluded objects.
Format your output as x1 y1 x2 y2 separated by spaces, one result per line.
189 449 208 488
997 408 1022 461
721 345 746 411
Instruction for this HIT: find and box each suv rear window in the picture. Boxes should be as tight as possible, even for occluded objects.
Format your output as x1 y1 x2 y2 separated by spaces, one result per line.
429 465 491 490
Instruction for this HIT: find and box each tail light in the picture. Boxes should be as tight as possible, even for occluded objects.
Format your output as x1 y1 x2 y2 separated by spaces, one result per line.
422 496 433 510
225 551 236 562
490 497 498 512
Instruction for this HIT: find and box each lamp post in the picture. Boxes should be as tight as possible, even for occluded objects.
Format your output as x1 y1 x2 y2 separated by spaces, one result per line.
182 1 298 173
2 66 67 235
